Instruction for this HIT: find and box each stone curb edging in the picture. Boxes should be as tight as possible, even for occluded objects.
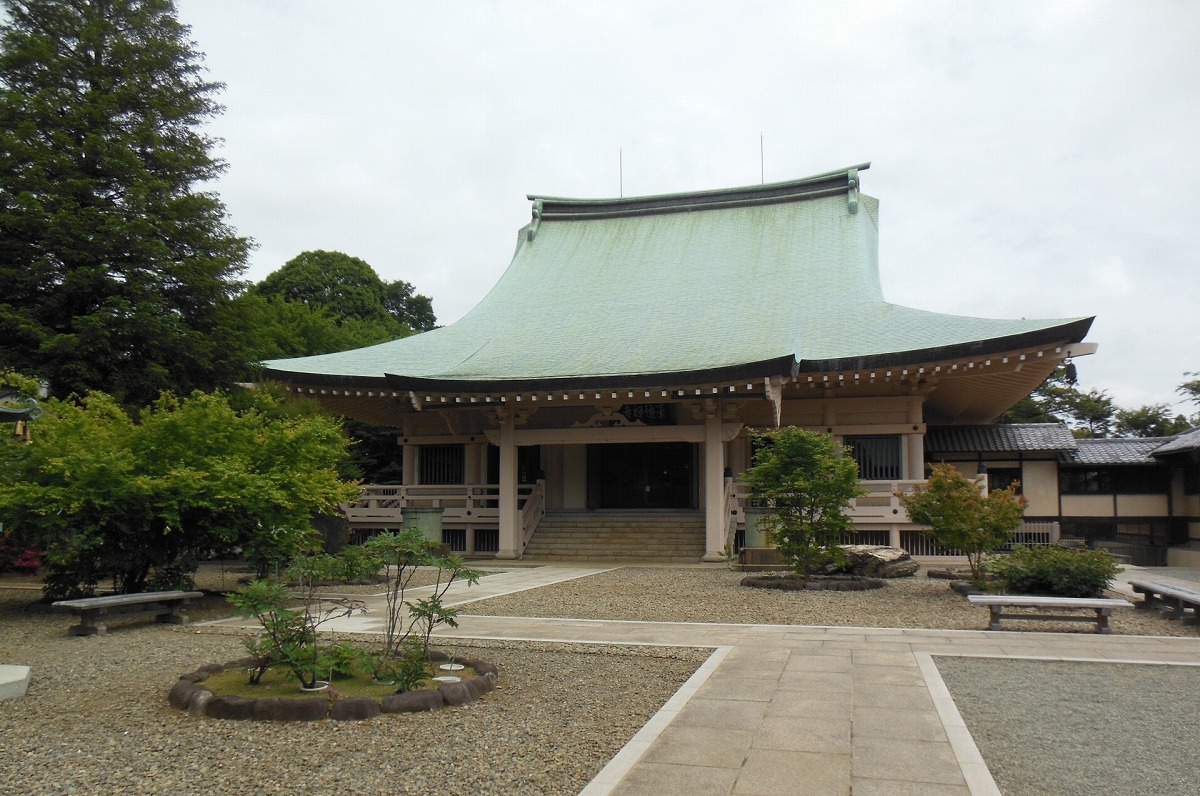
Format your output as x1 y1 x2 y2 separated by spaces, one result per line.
167 650 499 722
739 574 886 591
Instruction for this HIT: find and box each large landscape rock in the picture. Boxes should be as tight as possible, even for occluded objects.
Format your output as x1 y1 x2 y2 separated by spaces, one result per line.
822 545 920 578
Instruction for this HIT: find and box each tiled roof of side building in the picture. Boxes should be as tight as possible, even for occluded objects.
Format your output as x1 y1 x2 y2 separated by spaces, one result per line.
262 166 1092 390
1152 427 1200 456
924 424 1077 454
1061 437 1172 466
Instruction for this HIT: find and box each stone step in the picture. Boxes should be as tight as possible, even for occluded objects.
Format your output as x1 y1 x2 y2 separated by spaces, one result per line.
525 512 707 562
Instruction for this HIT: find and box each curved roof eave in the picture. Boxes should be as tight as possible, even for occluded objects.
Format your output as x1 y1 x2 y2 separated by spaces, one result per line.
796 316 1094 373
381 355 800 394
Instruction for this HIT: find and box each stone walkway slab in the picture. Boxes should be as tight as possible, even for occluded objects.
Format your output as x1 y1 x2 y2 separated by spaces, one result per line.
202 564 1200 795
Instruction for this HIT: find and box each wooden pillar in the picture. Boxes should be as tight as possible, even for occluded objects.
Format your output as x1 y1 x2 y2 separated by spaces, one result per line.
702 412 727 562
906 396 925 480
464 443 481 487
402 445 418 486
495 419 520 559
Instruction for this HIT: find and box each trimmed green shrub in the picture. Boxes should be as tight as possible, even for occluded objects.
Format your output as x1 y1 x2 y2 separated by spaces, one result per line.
989 545 1119 598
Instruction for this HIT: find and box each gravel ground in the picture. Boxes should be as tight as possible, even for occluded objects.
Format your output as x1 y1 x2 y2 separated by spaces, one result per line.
0 590 707 796
3 564 1198 796
935 657 1200 796
461 566 1200 637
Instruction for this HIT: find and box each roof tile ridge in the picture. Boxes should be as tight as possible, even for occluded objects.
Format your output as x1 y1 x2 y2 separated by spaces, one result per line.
526 163 871 219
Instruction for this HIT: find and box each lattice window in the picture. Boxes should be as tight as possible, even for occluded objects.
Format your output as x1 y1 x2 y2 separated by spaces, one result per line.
845 435 903 480
419 444 464 485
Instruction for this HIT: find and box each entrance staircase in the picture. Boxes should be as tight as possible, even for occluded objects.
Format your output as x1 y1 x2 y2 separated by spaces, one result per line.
522 510 707 562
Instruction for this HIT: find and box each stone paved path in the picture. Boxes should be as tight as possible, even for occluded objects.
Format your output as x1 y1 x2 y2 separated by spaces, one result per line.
205 565 1200 795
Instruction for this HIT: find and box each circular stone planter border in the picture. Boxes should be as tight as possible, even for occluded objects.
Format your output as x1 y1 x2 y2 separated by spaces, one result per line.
168 649 499 722
740 574 886 591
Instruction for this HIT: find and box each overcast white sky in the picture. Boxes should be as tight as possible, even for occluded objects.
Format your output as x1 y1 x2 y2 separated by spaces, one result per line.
178 0 1199 413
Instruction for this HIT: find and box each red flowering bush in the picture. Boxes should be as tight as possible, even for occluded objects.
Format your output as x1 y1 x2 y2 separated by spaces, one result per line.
11 547 43 573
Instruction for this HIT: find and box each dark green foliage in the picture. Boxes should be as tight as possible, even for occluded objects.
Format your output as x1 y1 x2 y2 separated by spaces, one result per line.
1114 404 1193 438
0 0 253 405
989 545 1119 598
246 250 436 353
231 293 405 362
255 251 393 325
342 418 405 483
383 278 436 332
741 427 866 581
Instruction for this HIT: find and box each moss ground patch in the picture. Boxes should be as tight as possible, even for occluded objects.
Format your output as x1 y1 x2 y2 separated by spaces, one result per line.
200 663 478 699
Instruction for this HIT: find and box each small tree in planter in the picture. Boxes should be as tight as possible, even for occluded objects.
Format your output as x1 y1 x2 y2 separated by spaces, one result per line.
900 463 1026 588
742 427 866 583
228 552 366 689
362 527 481 687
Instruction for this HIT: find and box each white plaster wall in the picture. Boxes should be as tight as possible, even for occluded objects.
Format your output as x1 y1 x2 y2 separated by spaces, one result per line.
1021 460 1060 517
562 445 587 509
1060 495 1114 517
1116 494 1170 517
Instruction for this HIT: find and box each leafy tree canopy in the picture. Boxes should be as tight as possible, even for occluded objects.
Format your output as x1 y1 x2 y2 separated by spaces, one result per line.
1180 373 1200 407
0 388 359 597
0 0 253 406
900 463 1026 586
1002 365 1197 438
232 293 410 363
241 251 433 484
742 427 865 581
252 249 436 335
1114 404 1193 438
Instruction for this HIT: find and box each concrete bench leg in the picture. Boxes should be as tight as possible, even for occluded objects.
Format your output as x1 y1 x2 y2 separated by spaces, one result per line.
70 612 106 636
1095 608 1113 634
987 606 1003 631
156 602 191 625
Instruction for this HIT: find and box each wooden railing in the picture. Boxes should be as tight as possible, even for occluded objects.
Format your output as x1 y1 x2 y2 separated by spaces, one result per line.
729 479 927 530
899 522 1061 557
723 477 739 556
520 482 546 555
342 482 545 556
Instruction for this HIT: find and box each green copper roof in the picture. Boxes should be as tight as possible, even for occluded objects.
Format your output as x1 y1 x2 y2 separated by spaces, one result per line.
263 166 1092 390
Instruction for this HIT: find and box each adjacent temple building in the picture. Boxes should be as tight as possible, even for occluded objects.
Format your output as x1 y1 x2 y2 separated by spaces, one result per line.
263 164 1199 566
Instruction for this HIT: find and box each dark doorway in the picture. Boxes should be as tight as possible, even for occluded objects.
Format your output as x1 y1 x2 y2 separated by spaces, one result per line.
587 442 697 509
486 445 542 484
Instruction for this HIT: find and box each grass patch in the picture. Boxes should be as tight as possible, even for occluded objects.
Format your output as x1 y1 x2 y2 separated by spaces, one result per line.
201 663 478 699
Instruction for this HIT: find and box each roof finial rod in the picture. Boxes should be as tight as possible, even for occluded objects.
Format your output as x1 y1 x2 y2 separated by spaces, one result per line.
847 167 859 215
760 133 764 184
619 148 623 198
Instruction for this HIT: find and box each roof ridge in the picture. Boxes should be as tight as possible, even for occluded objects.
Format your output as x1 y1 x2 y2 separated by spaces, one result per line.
527 163 871 220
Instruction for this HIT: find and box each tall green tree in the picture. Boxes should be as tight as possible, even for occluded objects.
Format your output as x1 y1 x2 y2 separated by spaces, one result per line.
1114 404 1193 438
245 251 433 484
252 249 436 334
0 0 251 406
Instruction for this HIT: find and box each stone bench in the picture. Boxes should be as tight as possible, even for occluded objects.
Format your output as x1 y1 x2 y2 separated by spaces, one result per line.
1127 578 1200 623
52 591 204 636
967 594 1133 634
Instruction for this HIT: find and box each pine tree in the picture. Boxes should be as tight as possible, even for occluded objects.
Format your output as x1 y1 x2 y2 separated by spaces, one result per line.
0 0 251 406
